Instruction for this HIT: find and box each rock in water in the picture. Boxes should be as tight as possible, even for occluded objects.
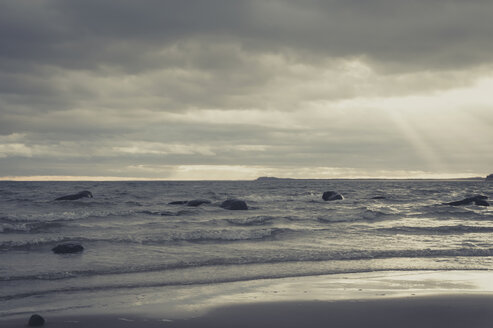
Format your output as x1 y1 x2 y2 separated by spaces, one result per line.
186 199 211 207
475 199 490 206
52 242 84 254
443 195 488 206
486 174 493 182
28 314 45 326
55 191 93 201
221 199 248 210
322 191 343 201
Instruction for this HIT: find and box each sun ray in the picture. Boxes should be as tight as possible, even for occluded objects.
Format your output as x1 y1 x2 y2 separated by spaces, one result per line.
387 110 446 172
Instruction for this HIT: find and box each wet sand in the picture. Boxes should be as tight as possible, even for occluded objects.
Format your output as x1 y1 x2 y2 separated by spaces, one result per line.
3 294 493 328
3 271 493 327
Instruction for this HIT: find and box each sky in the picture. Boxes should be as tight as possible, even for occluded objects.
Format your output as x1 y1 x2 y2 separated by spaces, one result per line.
0 0 492 180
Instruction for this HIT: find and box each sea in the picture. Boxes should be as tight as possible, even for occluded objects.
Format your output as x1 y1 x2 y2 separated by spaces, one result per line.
1 179 493 318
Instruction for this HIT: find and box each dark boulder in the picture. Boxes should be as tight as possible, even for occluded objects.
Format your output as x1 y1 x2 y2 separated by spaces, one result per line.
443 195 489 206
52 242 84 254
55 191 93 201
486 174 493 182
322 191 343 201
475 199 490 206
186 199 211 207
221 199 248 210
28 314 45 327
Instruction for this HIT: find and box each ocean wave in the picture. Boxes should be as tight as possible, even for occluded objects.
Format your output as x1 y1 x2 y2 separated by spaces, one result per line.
0 216 31 224
317 209 395 223
137 209 193 217
416 205 492 220
226 216 274 226
163 228 291 243
0 237 86 251
0 228 293 251
361 209 396 220
51 199 116 206
3 246 493 283
2 265 490 305
124 201 143 206
377 224 493 235
0 209 152 224
0 212 95 223
0 221 64 233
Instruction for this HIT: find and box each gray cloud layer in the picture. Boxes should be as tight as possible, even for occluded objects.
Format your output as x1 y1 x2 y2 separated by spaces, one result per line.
1 0 492 178
4 0 493 70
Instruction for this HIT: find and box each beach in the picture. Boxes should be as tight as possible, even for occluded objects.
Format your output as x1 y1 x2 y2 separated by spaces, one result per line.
2 270 493 327
4 296 493 328
167 296 493 328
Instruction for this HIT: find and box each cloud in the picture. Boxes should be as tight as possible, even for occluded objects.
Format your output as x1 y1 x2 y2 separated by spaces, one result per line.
112 142 216 156
1 1 493 179
4 0 493 71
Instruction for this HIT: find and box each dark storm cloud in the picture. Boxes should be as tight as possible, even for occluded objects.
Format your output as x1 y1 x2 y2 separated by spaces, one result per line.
2 0 493 72
0 0 247 72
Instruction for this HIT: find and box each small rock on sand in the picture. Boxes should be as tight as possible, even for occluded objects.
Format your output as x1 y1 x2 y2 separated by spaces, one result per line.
28 314 45 327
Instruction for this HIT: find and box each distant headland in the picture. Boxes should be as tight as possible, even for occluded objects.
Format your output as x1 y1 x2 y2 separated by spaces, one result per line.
254 176 486 181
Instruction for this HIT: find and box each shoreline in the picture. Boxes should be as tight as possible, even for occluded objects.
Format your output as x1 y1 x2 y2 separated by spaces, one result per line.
2 270 493 327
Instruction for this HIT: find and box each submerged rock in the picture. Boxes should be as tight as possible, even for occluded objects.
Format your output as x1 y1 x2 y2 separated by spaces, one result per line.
371 196 386 200
186 199 211 207
168 199 211 206
322 191 343 201
52 242 84 254
168 200 188 205
443 195 489 206
55 191 93 201
474 199 490 206
28 314 45 326
221 199 248 210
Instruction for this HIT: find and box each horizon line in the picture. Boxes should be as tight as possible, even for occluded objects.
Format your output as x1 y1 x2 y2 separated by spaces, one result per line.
0 175 487 182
